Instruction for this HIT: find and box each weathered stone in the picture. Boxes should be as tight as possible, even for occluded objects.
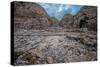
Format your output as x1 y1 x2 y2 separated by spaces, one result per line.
59 6 97 31
13 2 97 65
47 57 53 64
14 2 50 32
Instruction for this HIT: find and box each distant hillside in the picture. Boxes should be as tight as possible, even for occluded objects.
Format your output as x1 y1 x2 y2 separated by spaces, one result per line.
59 14 73 28
49 17 58 27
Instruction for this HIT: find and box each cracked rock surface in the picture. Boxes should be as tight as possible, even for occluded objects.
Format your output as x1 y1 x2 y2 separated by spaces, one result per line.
14 31 97 65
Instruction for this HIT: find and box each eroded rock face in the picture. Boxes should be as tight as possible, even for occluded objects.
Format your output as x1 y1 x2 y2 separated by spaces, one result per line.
59 6 97 31
14 2 50 32
73 6 97 31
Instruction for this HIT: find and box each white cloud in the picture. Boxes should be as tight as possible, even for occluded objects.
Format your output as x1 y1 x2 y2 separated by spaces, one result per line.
58 5 63 12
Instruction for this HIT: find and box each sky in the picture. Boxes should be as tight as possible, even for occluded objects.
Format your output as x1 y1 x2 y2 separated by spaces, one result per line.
39 3 82 20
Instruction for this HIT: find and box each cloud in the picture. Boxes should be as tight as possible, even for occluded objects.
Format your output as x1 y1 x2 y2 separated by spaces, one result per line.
38 3 82 20
58 5 63 12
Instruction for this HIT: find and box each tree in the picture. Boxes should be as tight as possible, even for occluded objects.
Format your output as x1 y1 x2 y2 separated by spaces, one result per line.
49 17 58 27
62 13 73 21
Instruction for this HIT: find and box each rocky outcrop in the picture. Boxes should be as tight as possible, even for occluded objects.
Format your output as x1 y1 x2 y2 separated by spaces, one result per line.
73 6 97 31
14 2 50 32
59 6 97 31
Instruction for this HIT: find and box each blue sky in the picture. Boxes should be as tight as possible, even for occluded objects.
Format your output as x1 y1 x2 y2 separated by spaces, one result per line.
38 3 82 20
